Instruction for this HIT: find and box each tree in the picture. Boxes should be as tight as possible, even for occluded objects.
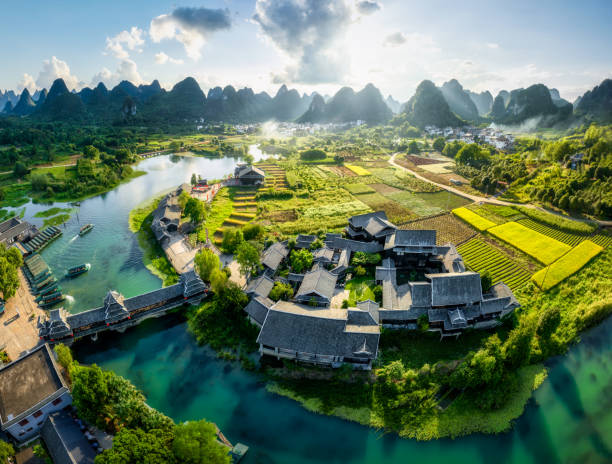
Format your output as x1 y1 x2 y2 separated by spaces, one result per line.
235 242 261 277
31 172 49 191
242 223 264 241
269 281 294 301
115 148 132 163
351 252 381 266
178 191 190 211
432 137 446 152
480 271 492 292
0 244 22 299
184 198 206 224
54 344 74 371
407 140 420 154
194 249 220 282
83 145 100 159
173 420 231 464
191 173 197 185
13 161 27 178
95 428 176 464
221 229 244 254
209 268 228 294
169 140 181 151
71 364 110 428
300 148 327 160
455 143 490 168
0 439 14 464
290 249 313 273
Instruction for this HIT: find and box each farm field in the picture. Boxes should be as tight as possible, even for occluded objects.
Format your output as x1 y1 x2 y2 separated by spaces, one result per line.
343 183 376 195
457 238 532 291
516 218 589 246
386 191 445 217
399 213 477 245
487 222 571 265
590 233 612 248
349 191 414 223
452 207 497 231
531 240 604 290
345 164 371 176
368 167 440 193
419 162 453 174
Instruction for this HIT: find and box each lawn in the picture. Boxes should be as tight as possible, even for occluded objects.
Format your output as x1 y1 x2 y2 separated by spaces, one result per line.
531 240 603 290
487 221 572 265
345 164 371 176
345 277 376 305
452 207 496 231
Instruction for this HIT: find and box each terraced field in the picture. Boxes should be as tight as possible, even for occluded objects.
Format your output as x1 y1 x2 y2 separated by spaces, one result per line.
399 213 477 245
516 218 589 246
213 188 258 245
457 238 532 290
259 163 289 189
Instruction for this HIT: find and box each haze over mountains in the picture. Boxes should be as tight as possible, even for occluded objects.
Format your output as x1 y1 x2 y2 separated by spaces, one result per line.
1 75 611 128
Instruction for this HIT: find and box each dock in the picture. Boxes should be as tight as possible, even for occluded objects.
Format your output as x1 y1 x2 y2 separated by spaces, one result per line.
20 226 62 254
22 253 64 308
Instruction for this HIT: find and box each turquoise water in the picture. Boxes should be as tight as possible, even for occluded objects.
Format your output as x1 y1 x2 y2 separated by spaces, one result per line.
23 151 610 463
72 314 611 464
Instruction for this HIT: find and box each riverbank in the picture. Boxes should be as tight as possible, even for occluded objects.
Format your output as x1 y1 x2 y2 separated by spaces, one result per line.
128 196 179 286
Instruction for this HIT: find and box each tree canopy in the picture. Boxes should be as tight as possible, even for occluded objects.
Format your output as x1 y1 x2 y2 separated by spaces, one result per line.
173 421 230 464
194 248 220 282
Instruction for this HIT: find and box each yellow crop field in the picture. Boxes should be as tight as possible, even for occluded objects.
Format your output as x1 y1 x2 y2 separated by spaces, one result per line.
532 240 603 290
345 164 371 176
488 222 571 265
452 207 496 231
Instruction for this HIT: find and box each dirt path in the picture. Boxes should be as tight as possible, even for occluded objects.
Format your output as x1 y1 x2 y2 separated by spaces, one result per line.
388 153 611 227
0 270 45 360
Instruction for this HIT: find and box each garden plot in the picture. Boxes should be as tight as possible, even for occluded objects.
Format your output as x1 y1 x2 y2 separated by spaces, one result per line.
400 213 477 245
487 222 571 265
419 162 454 174
344 183 376 195
345 164 371 176
369 183 402 195
387 191 445 217
452 207 496 231
457 239 532 290
531 240 603 290
352 192 414 223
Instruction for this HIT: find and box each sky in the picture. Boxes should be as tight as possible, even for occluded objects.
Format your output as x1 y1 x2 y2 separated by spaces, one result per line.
1 0 611 102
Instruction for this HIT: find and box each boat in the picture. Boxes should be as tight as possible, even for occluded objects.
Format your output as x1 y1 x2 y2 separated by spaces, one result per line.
66 263 90 278
40 294 64 308
79 224 94 236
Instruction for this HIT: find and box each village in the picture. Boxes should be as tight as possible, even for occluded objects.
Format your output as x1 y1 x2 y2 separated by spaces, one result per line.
424 125 515 150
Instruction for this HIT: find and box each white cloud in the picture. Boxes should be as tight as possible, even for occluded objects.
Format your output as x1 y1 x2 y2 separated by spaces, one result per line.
486 42 500 49
18 73 36 93
253 0 352 84
150 7 232 60
105 27 145 60
35 56 82 90
90 60 143 87
154 52 184 65
383 32 406 47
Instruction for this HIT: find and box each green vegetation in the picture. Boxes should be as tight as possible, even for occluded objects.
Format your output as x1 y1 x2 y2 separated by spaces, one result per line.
269 281 294 301
345 277 376 305
516 218 588 246
194 248 220 282
516 206 597 234
128 197 179 286
343 183 376 195
532 240 603 290
300 148 327 160
54 345 229 464
458 239 532 290
0 439 14 464
0 243 23 299
33 206 73 218
290 249 313 273
452 207 496 231
488 222 571 265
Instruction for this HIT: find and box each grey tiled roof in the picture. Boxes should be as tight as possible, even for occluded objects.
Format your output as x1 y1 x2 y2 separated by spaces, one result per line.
388 229 436 247
245 275 275 298
348 211 388 229
409 282 432 307
262 242 289 271
237 165 265 178
41 410 96 464
295 234 316 248
244 296 273 326
257 306 379 360
331 237 383 253
427 272 482 307
296 268 337 301
312 247 334 262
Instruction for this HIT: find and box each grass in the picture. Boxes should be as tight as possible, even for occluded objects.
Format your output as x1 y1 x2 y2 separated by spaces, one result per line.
457 238 532 290
128 196 179 286
198 187 235 241
345 164 371 176
488 222 571 265
452 207 496 231
343 183 376 195
531 240 603 290
345 277 376 305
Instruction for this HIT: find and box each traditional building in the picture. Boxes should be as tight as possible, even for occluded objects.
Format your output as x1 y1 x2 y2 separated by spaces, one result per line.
235 164 265 185
345 211 396 243
0 344 72 442
151 184 190 244
294 268 338 307
261 241 289 273
0 217 36 246
40 410 97 464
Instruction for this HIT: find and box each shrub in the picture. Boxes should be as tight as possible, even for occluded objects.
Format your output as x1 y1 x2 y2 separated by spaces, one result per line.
355 265 366 276
290 249 313 273
269 281 294 301
300 148 327 160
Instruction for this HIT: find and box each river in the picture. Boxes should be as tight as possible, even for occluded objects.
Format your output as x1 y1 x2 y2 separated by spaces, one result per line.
24 151 611 463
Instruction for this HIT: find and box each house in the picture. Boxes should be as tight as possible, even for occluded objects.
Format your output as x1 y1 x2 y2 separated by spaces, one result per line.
151 184 189 244
40 410 97 464
235 164 265 185
245 274 275 299
294 268 338 306
0 217 36 246
295 234 316 249
0 344 72 442
244 296 274 327
345 211 396 243
261 241 289 273
312 247 334 264
257 301 380 369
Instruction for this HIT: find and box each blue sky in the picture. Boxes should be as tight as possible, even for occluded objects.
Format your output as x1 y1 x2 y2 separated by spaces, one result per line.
2 0 611 101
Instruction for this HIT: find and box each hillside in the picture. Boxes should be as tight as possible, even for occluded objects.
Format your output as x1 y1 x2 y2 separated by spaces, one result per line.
574 79 612 123
439 79 480 121
403 80 462 128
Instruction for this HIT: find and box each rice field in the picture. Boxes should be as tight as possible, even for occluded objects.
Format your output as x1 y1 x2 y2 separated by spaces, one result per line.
457 238 532 290
345 164 371 176
452 207 496 231
516 218 589 246
487 222 572 265
531 240 604 290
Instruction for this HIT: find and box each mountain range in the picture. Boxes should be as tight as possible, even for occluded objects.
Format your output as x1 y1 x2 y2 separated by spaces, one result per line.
1 76 611 127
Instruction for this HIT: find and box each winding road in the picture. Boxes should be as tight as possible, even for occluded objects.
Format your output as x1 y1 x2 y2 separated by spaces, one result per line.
388 153 612 227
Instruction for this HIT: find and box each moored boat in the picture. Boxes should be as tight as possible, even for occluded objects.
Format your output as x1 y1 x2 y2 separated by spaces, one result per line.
66 263 90 278
79 224 94 236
